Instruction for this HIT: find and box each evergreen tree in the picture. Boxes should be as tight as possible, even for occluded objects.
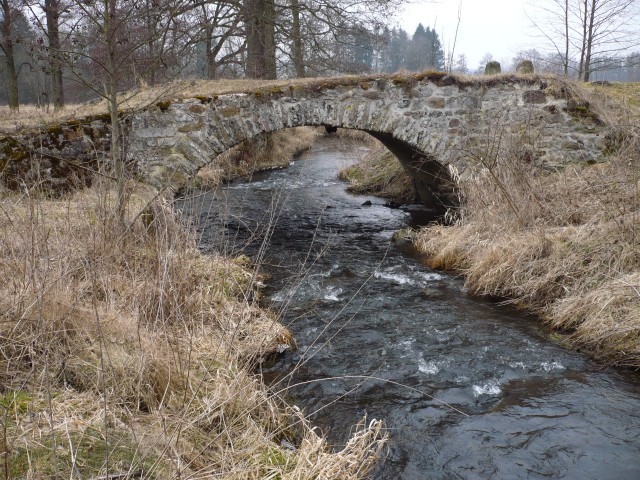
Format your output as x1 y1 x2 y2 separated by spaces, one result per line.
383 28 409 73
405 23 445 72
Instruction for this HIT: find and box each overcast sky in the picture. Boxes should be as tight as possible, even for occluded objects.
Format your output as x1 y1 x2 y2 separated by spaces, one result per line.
400 0 535 71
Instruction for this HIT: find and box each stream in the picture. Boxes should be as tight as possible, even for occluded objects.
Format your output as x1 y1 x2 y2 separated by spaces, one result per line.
179 137 640 479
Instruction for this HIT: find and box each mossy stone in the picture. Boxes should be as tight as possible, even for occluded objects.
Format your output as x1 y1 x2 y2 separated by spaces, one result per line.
516 60 534 74
484 61 502 75
155 100 173 112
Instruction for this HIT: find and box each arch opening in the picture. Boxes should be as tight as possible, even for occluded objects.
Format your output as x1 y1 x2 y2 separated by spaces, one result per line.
189 125 459 212
365 131 458 210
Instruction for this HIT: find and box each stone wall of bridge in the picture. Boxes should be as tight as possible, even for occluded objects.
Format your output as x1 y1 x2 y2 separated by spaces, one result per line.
129 76 606 205
0 75 608 203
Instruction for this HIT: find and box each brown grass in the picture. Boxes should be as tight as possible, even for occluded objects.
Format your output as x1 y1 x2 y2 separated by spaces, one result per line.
0 180 386 478
583 82 640 121
414 104 640 367
195 127 321 188
337 139 415 204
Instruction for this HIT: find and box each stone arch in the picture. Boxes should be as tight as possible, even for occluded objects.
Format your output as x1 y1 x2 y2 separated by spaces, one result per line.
0 75 606 196
129 76 606 209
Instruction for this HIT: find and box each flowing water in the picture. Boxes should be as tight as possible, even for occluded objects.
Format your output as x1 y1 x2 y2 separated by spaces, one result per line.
179 137 640 479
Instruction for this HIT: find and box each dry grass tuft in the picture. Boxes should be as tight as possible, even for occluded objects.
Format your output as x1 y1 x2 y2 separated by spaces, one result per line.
0 179 386 478
580 82 640 123
338 139 416 204
415 106 640 367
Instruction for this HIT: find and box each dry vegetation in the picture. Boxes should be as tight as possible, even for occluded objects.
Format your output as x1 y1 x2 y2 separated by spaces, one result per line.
337 136 415 204
0 179 387 478
587 82 640 117
195 127 320 188
414 83 640 367
0 77 349 132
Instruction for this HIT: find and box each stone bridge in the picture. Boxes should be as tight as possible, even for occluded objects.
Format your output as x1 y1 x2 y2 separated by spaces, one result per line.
1 73 608 206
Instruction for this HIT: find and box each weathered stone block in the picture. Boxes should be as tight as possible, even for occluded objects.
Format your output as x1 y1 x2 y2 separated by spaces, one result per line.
177 121 204 133
428 98 445 109
523 91 547 104
516 60 534 74
484 61 502 75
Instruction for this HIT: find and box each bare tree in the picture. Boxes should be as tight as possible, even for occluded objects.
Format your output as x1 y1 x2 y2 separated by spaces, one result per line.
530 0 639 81
244 0 276 78
22 0 66 109
55 0 192 218
275 0 404 77
177 0 245 79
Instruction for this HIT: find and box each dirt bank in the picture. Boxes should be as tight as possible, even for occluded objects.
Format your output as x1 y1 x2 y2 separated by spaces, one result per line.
340 83 640 368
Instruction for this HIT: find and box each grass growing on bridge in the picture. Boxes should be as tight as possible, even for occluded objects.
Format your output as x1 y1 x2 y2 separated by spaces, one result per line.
414 106 640 367
0 181 386 478
0 71 582 133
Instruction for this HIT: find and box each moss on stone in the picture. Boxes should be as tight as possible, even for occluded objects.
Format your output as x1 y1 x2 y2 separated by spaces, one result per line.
566 98 603 125
46 124 64 136
86 112 113 123
516 60 534 74
221 107 241 117
156 99 173 112
484 61 502 75
1 136 28 162
254 86 287 98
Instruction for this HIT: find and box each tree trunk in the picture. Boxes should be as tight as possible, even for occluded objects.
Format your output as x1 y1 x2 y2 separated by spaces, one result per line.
145 0 156 85
45 0 64 110
291 0 305 77
583 0 597 81
205 23 216 79
244 0 276 79
1 0 19 111
564 0 569 76
578 0 589 80
105 0 125 222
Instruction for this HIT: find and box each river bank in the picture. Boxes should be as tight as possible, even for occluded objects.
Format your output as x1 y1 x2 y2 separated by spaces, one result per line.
0 131 385 478
337 134 416 205
182 136 640 479
341 83 640 368
194 127 320 188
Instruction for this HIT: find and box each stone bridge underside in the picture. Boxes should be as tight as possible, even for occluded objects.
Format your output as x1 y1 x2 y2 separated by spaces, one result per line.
1 73 608 206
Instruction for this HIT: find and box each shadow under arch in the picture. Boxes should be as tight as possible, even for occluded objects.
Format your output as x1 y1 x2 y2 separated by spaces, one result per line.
320 124 457 210
363 130 458 210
